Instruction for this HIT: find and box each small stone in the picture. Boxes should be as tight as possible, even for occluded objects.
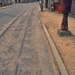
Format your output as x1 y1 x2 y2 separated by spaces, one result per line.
66 43 69 46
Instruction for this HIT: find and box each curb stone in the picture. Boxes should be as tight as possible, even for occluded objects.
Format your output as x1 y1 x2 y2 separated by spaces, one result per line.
0 4 15 10
37 5 69 75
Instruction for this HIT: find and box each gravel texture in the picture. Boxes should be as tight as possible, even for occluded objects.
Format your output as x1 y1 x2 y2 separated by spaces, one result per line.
40 10 75 75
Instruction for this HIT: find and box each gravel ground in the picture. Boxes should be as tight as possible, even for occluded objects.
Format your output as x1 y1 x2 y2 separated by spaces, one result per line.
17 8 42 75
40 10 75 75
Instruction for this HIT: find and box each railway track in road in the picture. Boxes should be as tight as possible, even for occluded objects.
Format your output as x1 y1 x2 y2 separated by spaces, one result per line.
14 7 36 75
13 6 41 75
0 7 28 37
0 5 37 75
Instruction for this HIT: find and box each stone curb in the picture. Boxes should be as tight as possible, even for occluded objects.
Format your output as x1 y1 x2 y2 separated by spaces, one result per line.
37 6 69 75
0 7 28 37
0 4 15 10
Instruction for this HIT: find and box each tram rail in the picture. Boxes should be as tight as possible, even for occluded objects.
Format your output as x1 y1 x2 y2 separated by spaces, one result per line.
0 7 28 37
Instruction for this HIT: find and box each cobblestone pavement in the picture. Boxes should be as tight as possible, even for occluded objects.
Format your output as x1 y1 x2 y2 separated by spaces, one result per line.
0 3 59 75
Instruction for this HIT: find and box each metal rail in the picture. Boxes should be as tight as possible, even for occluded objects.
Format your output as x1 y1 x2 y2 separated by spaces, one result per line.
0 7 28 37
14 7 35 75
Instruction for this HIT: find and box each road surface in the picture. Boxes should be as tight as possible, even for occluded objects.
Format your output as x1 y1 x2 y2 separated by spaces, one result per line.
0 3 59 75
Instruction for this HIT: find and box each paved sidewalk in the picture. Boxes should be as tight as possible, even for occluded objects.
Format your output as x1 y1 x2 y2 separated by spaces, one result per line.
39 8 75 75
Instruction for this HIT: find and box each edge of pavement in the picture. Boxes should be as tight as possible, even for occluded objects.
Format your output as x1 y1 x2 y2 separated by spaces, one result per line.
37 5 69 75
0 7 28 37
0 4 15 10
